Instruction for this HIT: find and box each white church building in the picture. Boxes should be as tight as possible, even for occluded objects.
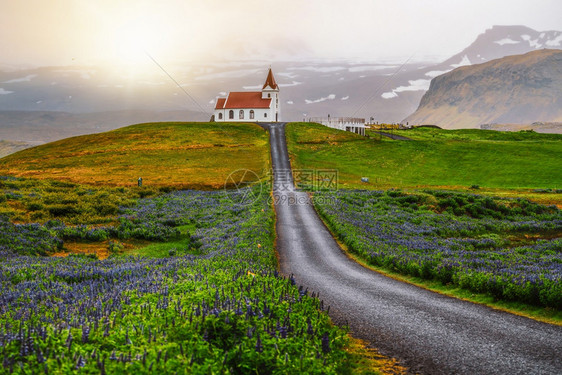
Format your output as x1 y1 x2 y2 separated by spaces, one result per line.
213 68 280 122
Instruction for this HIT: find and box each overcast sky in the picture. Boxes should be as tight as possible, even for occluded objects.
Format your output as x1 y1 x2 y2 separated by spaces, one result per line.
1 0 561 67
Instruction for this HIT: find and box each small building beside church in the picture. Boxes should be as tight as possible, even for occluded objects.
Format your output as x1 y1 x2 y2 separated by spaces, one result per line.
214 68 280 122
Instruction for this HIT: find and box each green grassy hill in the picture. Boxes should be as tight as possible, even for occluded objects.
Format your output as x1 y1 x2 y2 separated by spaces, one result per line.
0 122 270 189
287 123 562 203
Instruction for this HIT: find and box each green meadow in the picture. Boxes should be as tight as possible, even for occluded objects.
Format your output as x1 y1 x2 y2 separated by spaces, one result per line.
286 122 562 204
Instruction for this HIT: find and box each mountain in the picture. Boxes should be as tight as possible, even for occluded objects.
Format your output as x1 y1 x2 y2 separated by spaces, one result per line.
441 25 562 67
0 25 560 141
404 49 562 129
380 26 562 118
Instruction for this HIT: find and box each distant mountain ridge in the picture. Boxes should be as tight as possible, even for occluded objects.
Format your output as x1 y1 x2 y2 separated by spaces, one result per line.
381 25 562 105
0 110 208 144
442 25 562 67
0 25 561 145
404 49 562 128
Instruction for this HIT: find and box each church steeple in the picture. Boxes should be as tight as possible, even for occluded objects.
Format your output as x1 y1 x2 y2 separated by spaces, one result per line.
261 68 280 122
262 68 278 90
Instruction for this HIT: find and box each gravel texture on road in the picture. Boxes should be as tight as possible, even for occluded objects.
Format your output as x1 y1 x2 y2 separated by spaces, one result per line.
261 122 562 375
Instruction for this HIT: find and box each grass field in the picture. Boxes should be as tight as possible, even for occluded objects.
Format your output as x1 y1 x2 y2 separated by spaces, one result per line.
286 122 562 204
0 122 402 373
1 120 559 371
392 127 562 142
0 122 270 189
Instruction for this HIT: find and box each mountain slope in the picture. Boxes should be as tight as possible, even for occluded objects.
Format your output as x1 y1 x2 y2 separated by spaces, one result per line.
404 49 562 129
381 25 562 116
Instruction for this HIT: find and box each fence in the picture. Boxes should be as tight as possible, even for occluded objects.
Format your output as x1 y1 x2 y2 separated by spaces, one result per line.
306 117 366 136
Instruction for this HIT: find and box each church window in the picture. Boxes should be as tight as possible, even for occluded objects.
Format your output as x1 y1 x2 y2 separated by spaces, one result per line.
264 113 267 118
268 93 271 98
218 113 223 120
239 110 244 119
250 110 255 119
229 110 234 119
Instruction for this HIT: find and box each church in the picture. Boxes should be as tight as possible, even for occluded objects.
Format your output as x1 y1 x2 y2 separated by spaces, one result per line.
213 68 280 122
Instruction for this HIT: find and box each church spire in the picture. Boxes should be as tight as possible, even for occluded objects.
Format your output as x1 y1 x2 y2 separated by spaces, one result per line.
262 68 278 90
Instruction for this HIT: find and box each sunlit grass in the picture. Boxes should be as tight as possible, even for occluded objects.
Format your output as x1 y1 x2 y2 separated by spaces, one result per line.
0 122 270 189
287 122 562 204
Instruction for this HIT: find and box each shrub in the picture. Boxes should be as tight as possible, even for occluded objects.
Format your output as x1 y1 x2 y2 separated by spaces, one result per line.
313 189 562 308
108 240 124 254
47 204 79 217
26 202 44 211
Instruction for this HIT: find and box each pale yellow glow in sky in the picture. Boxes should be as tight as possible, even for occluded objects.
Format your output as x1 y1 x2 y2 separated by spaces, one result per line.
1 0 561 67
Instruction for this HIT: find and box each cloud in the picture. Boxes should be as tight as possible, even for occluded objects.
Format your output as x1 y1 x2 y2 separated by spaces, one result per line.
425 70 451 78
381 79 431 99
381 91 398 99
545 33 562 46
1 1 561 67
288 66 346 73
348 65 398 72
279 81 303 87
494 38 520 45
305 94 336 104
2 74 37 83
450 55 471 68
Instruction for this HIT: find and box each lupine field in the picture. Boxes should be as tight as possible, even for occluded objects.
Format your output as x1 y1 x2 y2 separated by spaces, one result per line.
313 189 562 308
0 183 358 374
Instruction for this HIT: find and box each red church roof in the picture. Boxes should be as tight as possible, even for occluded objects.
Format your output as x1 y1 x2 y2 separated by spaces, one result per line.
262 68 278 90
214 98 226 110
216 92 271 109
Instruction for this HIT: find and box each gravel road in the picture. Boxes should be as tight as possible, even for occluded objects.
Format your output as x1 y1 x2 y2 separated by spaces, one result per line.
261 122 562 375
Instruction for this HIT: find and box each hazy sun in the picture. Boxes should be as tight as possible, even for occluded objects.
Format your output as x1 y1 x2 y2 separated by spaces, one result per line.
103 15 174 71
111 24 156 66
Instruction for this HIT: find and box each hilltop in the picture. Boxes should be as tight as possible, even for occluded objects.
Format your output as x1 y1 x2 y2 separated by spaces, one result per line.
0 122 270 189
405 49 562 128
0 110 209 145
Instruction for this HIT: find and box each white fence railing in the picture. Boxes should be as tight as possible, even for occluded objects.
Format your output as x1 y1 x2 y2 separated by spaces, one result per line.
306 117 366 135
